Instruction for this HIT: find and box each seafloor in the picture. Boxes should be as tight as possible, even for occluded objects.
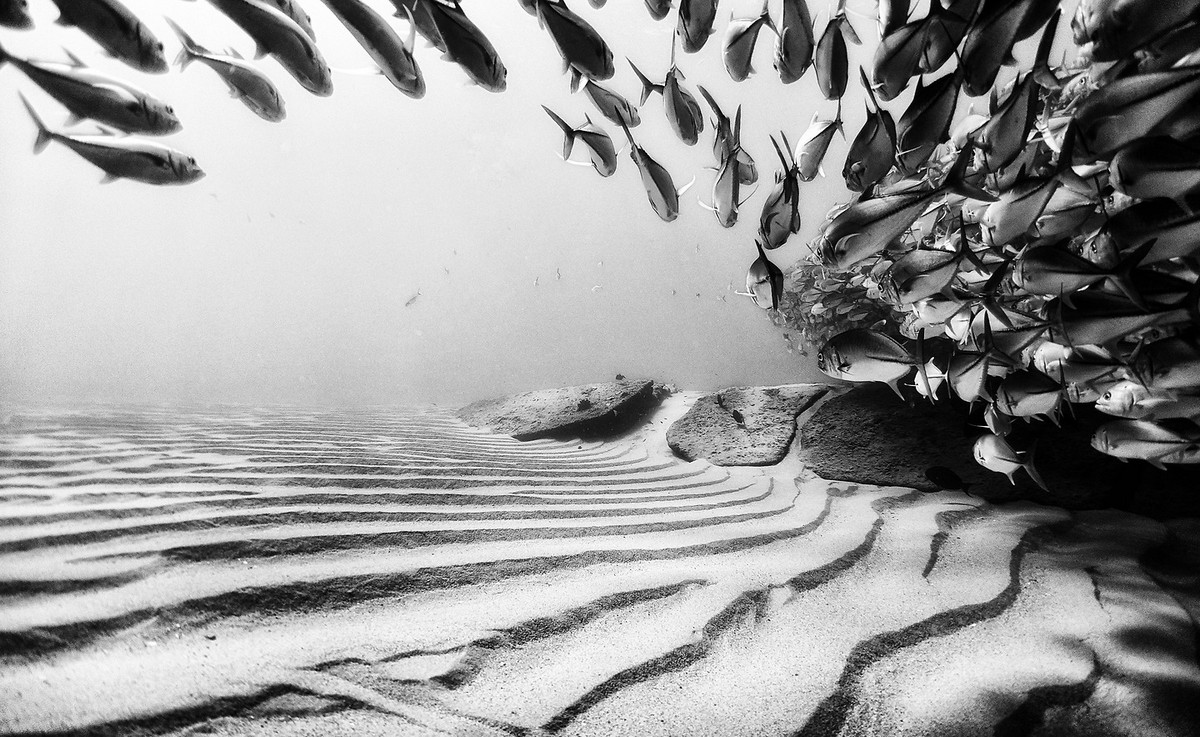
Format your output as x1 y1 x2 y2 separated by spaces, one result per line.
0 390 1197 736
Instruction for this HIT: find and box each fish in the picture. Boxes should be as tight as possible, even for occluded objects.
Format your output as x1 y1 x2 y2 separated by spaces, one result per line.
1072 0 1200 62
644 0 672 21
894 70 960 176
995 370 1062 422
970 73 1039 173
1 0 32 29
910 357 947 400
880 217 979 306
1091 418 1200 469
318 0 424 98
266 0 316 40
206 0 333 96
775 0 815 84
973 433 1049 489
541 106 617 176
703 133 750 227
816 328 915 398
1129 337 1200 392
844 68 897 192
878 0 910 37
1104 198 1200 265
697 86 757 184
677 0 718 53
822 144 995 271
870 13 940 102
1073 65 1200 157
1096 381 1200 421
730 408 745 425
924 465 971 492
1033 186 1100 239
980 143 1073 249
388 0 445 52
20 93 204 186
1013 238 1151 306
1109 136 1200 200
535 0 614 81
0 43 181 134
747 240 784 309
167 19 285 122
795 113 842 182
723 0 775 82
1047 345 1127 391
949 313 1020 402
619 122 693 221
1048 290 1196 347
49 0 167 73
629 47 704 145
814 1 860 100
426 0 506 92
960 0 1039 97
758 133 802 248
983 402 1012 436
580 79 640 127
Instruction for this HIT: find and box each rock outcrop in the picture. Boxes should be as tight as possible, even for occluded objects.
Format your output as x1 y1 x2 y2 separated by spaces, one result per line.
457 379 668 441
666 384 828 466
797 383 1200 515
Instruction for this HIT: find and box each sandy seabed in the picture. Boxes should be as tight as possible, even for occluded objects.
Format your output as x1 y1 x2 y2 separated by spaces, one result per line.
0 392 1198 736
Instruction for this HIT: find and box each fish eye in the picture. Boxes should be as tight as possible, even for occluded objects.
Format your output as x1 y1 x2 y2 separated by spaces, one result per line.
1102 391 1111 400
166 106 173 113
157 42 164 51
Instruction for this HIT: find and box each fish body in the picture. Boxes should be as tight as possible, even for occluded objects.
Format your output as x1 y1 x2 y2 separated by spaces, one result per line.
878 0 910 37
1106 198 1200 264
981 175 1060 248
542 107 616 176
844 69 897 192
960 0 1037 97
20 94 203 185
882 245 964 306
1034 186 1099 238
620 123 686 221
1091 419 1200 468
1 0 32 29
582 79 639 127
645 0 672 20
1131 337 1200 392
426 0 506 92
817 328 915 398
207 0 333 96
1050 291 1191 346
389 0 445 51
50 0 166 73
995 370 1061 421
971 72 1038 172
266 0 316 39
1097 381 1200 420
168 19 284 121
984 402 1012 436
536 0 614 81
796 115 840 182
710 144 744 227
759 134 801 248
697 87 757 184
775 0 815 83
723 0 774 82
747 240 784 309
894 71 960 176
973 433 1048 489
663 69 704 145
678 0 718 53
1109 136 1200 200
1072 0 1200 62
0 43 180 133
1073 65 1200 157
1012 242 1124 298
320 0 424 98
815 7 859 99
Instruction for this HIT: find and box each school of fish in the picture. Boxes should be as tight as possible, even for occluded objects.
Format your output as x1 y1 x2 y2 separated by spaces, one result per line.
5 0 1200 479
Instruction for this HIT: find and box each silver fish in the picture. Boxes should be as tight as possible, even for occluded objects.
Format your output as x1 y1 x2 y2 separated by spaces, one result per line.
1105 198 1200 265
389 0 445 52
746 240 784 310
536 0 614 81
629 48 704 145
168 19 284 122
619 122 693 221
581 79 640 127
723 0 775 82
817 328 914 398
266 0 316 40
0 43 180 133
678 0 718 54
1109 136 1200 200
894 70 960 176
1096 381 1200 421
1049 291 1193 346
1012 239 1149 304
426 0 506 92
1091 419 1200 469
644 0 671 19
995 370 1062 422
960 0 1038 97
1072 0 1200 62
758 133 801 248
971 73 1038 173
542 106 617 177
814 1 859 100
697 86 757 184
973 433 1049 489
1130 337 1200 392
49 0 166 73
775 0 815 83
319 0 424 98
20 93 203 186
207 0 333 96
795 113 842 182
844 68 897 192
1073 65 1200 157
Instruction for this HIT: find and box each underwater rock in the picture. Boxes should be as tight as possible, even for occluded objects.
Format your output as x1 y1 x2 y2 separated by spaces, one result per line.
457 379 668 440
798 384 1200 515
666 384 827 466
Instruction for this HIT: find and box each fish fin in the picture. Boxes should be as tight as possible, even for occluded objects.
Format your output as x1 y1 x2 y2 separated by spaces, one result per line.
1023 444 1050 492
398 3 417 53
885 378 907 401
627 59 658 105
915 332 935 403
943 142 996 202
62 47 86 67
254 42 269 60
18 93 52 154
677 175 697 197
1148 457 1168 471
569 67 583 93
541 106 576 159
64 111 84 126
697 196 717 212
1107 239 1155 311
99 173 120 184
818 164 825 178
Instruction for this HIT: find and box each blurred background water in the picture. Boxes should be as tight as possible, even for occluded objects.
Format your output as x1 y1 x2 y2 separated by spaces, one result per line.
0 0 875 409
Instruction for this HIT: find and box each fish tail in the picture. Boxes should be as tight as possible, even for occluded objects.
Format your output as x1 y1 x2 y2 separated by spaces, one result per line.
697 84 721 118
19 92 52 154
1023 442 1050 492
627 59 658 105
0 40 8 68
942 141 997 202
1032 9 1062 90
164 17 201 70
541 105 576 160
1108 238 1155 311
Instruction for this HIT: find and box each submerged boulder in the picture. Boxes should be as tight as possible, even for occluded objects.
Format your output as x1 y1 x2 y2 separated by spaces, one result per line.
458 379 668 440
667 385 828 466
798 383 1200 515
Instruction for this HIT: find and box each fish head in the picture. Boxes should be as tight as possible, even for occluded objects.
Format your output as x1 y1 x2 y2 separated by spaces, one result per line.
1090 426 1114 454
137 24 169 73
171 152 205 183
984 403 1012 436
815 340 847 379
1095 381 1147 417
147 100 182 135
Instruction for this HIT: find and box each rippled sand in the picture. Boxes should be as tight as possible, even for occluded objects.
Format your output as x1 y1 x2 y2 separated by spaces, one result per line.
1 394 1197 736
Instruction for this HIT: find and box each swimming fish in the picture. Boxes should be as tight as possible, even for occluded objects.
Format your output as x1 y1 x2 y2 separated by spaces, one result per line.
960 0 1039 97
894 70 960 176
775 0 815 83
880 218 978 306
629 46 704 145
723 0 775 82
971 74 1039 173
703 131 750 227
844 68 897 192
319 0 424 98
1049 290 1195 347
1109 136 1200 200
49 0 167 73
983 401 1012 436
1104 198 1200 265
677 0 718 53
266 0 316 40
1128 337 1200 392
0 43 180 134
697 86 757 184
1013 238 1150 306
20 93 204 185
168 18 285 121
542 106 617 176
817 328 915 398
878 0 910 37
814 0 860 100
1073 64 1200 157
619 121 693 221
759 133 802 248
580 79 640 127
389 0 445 52
1096 381 1200 421
206 0 333 96
995 370 1062 422
973 433 1049 490
1091 418 1200 469
426 0 506 92
795 113 842 182
0 0 32 29
747 240 784 309
644 0 672 21
1072 0 1200 62
535 0 614 81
